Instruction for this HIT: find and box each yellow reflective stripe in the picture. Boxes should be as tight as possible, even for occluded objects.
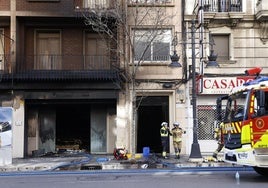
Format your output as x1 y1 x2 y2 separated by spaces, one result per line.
250 96 254 113
250 121 254 146
228 122 241 133
241 124 251 144
234 122 240 133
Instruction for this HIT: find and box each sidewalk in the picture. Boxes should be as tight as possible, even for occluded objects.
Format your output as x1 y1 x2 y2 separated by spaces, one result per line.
0 152 238 172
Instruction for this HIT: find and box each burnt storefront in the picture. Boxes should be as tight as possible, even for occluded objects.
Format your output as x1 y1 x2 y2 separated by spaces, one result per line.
0 69 122 157
25 97 117 156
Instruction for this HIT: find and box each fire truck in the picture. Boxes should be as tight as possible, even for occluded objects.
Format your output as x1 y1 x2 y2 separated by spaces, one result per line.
216 67 268 176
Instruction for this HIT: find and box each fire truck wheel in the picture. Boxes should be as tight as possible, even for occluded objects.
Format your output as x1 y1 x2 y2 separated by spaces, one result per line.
253 167 268 177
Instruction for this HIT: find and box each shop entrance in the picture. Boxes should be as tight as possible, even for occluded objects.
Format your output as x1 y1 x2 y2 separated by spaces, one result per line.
136 96 169 154
25 99 116 157
56 103 91 151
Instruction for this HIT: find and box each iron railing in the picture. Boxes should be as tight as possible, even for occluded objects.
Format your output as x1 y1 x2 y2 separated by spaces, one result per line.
204 0 242 12
134 55 170 61
16 55 116 71
128 0 173 4
74 0 117 9
0 54 120 80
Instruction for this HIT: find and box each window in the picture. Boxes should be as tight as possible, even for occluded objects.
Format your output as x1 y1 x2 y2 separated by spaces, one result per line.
253 91 268 117
134 29 171 62
211 34 229 61
83 0 108 8
85 33 109 69
35 31 61 70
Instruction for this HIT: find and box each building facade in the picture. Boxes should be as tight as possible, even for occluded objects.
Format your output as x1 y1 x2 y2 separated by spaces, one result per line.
1 0 267 160
0 0 125 158
185 0 268 153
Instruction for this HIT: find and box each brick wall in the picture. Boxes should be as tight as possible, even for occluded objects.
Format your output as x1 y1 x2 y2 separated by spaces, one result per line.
0 0 10 11
62 29 83 55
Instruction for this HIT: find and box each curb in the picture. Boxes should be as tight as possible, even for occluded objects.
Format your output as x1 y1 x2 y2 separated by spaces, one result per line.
0 154 237 172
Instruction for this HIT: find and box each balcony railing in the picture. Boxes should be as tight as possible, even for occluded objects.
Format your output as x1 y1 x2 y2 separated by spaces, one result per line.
204 0 242 12
0 54 120 81
128 0 173 5
134 55 170 61
74 0 117 9
17 55 115 71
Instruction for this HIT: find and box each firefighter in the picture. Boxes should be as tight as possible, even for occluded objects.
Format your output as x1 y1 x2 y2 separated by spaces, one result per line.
160 122 171 159
171 122 186 159
212 122 224 160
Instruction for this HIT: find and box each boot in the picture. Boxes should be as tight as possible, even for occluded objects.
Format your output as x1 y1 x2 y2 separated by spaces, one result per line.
162 151 167 159
212 153 217 159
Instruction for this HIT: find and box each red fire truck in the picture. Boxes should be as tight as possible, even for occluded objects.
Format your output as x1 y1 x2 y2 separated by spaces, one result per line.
216 67 268 176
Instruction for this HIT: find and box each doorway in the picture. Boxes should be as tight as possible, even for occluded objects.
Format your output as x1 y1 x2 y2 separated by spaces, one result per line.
56 103 91 151
136 96 169 154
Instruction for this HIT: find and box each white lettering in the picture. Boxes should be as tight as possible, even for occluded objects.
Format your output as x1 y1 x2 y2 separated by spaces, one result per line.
201 77 253 95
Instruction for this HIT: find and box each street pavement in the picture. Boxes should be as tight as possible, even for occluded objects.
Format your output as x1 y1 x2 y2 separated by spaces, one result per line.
0 151 241 172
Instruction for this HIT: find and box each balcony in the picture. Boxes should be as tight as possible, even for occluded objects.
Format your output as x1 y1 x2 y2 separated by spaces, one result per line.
128 0 174 6
74 0 117 18
0 54 121 82
204 0 242 12
74 0 116 9
256 0 268 20
203 0 244 27
74 0 117 13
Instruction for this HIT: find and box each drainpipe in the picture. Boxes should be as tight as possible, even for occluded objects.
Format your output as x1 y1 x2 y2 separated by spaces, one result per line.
181 0 187 83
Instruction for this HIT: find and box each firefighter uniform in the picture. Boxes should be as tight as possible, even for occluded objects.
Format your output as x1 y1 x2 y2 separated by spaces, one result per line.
171 122 185 159
212 123 224 159
160 122 171 158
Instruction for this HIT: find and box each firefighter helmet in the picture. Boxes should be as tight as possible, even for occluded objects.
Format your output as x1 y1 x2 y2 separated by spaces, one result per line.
173 122 180 126
161 122 168 126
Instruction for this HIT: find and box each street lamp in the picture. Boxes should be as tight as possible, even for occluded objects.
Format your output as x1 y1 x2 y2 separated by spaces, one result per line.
188 19 202 161
206 33 219 68
169 20 203 161
169 32 182 67
169 51 182 67
206 50 219 67
170 0 218 161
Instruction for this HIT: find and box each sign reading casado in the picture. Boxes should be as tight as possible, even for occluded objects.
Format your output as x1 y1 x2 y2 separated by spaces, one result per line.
200 76 254 95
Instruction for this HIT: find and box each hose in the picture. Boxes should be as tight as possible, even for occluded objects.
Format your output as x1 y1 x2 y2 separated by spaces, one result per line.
46 152 93 171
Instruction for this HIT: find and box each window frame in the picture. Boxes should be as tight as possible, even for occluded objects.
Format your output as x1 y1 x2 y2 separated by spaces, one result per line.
133 28 172 63
34 30 61 70
211 34 230 61
84 32 110 69
208 27 236 64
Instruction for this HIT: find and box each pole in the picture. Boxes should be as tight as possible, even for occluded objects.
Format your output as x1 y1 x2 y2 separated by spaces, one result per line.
189 19 202 161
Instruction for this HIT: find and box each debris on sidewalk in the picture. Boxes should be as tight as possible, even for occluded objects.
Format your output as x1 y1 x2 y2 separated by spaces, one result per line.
0 152 237 172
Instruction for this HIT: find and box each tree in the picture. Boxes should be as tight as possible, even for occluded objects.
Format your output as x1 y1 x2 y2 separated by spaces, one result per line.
80 0 178 154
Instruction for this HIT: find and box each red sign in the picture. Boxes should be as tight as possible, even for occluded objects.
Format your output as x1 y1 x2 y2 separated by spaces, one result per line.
200 76 255 95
